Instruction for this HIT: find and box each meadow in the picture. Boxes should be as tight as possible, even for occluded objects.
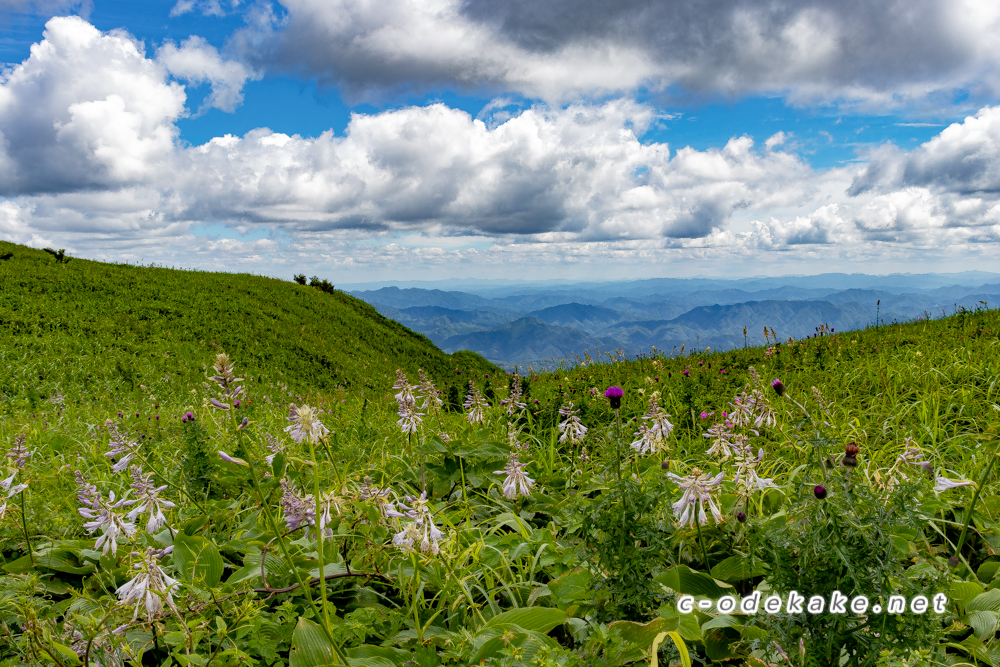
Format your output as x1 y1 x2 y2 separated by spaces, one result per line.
1 245 1000 666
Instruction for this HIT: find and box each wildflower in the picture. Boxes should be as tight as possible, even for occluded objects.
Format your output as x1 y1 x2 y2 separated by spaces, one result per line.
76 472 137 556
5 434 30 468
464 382 488 425
393 369 417 407
666 468 725 527
814 485 827 500
417 370 443 413
703 421 738 460
210 397 230 410
733 447 776 496
557 402 588 444
397 397 424 435
736 511 747 523
104 421 139 474
770 378 785 396
630 397 673 455
217 451 249 467
0 470 28 519
359 478 395 518
604 386 623 409
387 492 444 555
500 375 527 416
126 466 175 533
264 433 286 466
280 479 316 534
285 404 329 444
115 547 180 621
842 442 859 468
494 453 535 500
933 477 975 492
729 389 776 429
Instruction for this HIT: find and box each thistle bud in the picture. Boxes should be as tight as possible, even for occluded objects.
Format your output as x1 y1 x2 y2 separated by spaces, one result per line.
842 442 859 468
814 484 827 500
736 511 747 523
770 378 786 396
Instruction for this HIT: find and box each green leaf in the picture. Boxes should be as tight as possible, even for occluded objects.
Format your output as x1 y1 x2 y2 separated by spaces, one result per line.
482 607 567 634
546 568 592 606
610 617 677 649
650 631 691 667
290 617 336 667
968 610 998 641
700 614 743 632
978 560 1000 583
710 556 766 583
952 581 985 611
967 588 1000 612
655 565 733 599
172 533 224 587
272 452 287 479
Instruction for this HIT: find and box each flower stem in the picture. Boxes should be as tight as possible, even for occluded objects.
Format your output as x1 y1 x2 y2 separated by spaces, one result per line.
19 490 33 566
309 439 334 645
955 439 1000 557
695 516 711 570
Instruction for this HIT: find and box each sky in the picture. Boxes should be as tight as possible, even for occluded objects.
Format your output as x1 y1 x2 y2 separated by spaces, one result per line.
1 0 1000 283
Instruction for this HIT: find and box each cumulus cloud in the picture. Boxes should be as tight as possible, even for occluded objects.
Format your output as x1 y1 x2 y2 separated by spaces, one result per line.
0 16 184 195
158 36 258 112
232 0 1000 108
3 17 1000 277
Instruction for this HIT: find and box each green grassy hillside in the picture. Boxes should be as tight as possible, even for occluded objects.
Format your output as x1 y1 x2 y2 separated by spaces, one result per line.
0 241 498 402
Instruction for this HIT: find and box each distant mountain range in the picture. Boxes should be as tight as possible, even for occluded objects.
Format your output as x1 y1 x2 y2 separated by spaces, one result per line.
346 273 1000 368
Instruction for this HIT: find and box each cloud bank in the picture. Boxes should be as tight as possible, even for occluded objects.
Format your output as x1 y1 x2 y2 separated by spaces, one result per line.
1 17 999 277
235 0 1000 108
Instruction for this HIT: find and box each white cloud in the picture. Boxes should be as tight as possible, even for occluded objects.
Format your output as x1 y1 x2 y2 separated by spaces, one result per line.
233 0 1000 110
157 36 258 113
2 18 1000 278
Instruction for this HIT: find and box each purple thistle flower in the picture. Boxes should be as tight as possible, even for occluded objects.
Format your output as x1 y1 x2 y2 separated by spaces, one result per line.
604 386 623 409
184 411 194 421
814 485 827 500
771 378 786 396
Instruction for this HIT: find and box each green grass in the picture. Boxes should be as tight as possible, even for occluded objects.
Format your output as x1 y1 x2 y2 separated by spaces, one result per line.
1 251 999 667
0 241 499 403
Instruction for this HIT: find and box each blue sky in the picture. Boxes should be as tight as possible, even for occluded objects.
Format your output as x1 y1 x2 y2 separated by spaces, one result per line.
1 0 999 281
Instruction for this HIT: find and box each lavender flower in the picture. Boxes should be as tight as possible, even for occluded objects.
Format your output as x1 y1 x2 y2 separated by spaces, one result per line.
76 472 137 556
464 382 488 425
115 547 180 620
500 375 527 416
209 352 245 410
264 433 286 466
703 421 737 460
5 433 30 468
630 397 673 455
126 466 175 533
393 370 417 407
359 478 395 518
284 404 329 444
729 389 776 429
934 477 975 492
0 470 28 519
280 479 316 534
397 398 424 435
417 370 443 413
218 451 249 467
494 453 535 499
387 491 445 555
666 468 725 527
557 402 587 444
733 447 777 496
104 421 139 474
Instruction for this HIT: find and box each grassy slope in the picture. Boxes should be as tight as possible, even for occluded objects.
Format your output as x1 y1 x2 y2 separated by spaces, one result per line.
0 241 499 400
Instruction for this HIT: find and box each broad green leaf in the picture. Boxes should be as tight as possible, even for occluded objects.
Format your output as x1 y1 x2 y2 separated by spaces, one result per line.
271 452 287 479
701 614 743 632
968 610 998 641
483 607 566 634
710 556 766 583
703 628 739 661
967 588 1000 612
346 646 409 666
952 581 985 610
655 565 733 599
546 568 592 606
289 617 336 667
172 533 224 587
610 617 676 648
978 560 1000 583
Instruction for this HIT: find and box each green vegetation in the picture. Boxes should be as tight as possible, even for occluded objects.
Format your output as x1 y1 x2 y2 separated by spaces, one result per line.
1 248 999 666
0 241 499 400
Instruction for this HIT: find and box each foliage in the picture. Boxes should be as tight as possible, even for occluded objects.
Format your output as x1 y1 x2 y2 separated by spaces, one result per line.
1 248 1000 665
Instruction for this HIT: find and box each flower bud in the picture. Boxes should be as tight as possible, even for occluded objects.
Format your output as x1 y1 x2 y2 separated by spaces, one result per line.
736 511 747 523
814 484 827 500
842 442 859 468
771 378 786 396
